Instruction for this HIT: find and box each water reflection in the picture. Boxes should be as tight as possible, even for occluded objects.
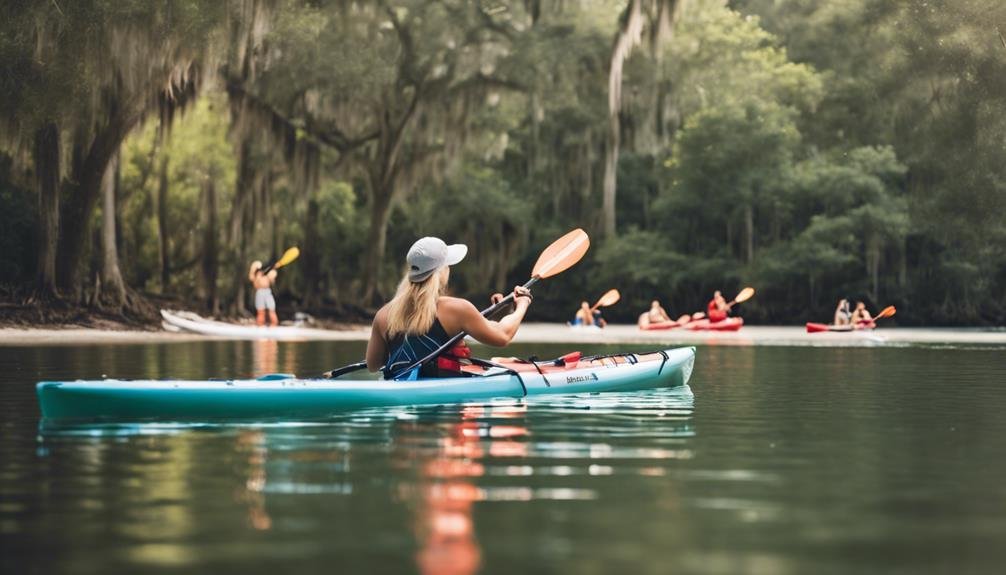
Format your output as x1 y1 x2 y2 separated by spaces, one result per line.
32 387 695 572
11 342 1006 574
236 431 271 530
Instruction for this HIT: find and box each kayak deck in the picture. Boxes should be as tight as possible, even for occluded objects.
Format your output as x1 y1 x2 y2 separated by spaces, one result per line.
37 347 696 421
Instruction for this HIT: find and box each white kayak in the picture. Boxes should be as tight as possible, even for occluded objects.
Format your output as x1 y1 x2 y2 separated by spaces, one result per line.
160 309 333 340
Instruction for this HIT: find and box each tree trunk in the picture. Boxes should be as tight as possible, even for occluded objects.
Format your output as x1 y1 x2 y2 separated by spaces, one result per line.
34 122 60 296
744 204 755 264
602 0 645 239
868 240 880 303
200 178 219 314
302 195 322 310
56 99 144 296
229 141 255 315
361 190 393 305
157 156 171 293
100 152 127 307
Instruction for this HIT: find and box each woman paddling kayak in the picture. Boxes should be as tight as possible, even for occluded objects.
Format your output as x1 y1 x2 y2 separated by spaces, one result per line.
366 237 533 379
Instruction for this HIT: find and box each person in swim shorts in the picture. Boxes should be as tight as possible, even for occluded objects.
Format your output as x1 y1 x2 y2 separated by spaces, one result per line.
248 261 279 327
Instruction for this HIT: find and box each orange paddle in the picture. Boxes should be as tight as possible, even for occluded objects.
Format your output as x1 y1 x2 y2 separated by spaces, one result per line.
591 289 621 311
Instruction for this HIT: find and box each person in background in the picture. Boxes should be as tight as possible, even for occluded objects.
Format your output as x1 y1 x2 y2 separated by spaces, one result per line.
707 290 730 322
639 300 680 328
248 261 279 327
571 301 595 327
592 307 607 328
647 300 671 323
852 301 874 327
834 298 852 327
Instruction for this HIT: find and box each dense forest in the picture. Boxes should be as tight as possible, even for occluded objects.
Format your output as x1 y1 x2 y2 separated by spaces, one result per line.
1 0 1003 326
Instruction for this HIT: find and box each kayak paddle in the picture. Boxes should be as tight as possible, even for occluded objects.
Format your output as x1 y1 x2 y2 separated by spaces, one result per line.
322 228 591 379
263 247 300 273
874 305 896 320
590 289 621 311
729 287 755 306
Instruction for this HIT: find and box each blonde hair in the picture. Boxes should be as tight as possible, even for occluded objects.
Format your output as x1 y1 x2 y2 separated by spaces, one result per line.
386 267 449 337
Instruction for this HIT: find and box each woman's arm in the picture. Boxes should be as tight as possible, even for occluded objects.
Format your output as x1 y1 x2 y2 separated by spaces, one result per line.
444 288 531 347
366 307 389 372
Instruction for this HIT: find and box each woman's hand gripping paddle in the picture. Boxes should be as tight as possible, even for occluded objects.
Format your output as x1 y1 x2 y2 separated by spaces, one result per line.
322 229 591 379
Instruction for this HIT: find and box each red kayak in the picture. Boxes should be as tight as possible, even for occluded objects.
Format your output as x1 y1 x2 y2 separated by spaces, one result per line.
806 321 876 333
639 320 686 331
685 317 744 331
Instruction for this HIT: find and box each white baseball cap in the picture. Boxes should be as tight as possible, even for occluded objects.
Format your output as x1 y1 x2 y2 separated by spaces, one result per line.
406 237 467 282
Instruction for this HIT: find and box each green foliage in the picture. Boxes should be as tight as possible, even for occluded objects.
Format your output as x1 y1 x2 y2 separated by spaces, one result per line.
2 0 1004 324
119 95 236 292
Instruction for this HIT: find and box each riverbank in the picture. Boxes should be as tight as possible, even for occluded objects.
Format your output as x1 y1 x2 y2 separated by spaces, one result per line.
2 322 1005 347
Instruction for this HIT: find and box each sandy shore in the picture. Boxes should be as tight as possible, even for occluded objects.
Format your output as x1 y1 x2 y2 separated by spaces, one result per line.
1 322 1004 347
0 325 371 346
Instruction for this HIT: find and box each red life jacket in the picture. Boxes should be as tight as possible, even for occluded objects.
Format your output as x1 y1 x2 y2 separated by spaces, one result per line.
436 342 472 373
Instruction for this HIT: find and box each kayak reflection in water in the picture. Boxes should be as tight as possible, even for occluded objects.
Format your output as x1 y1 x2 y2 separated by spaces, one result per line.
366 237 533 379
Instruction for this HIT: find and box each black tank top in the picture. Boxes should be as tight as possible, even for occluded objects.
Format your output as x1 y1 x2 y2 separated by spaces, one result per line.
383 318 453 379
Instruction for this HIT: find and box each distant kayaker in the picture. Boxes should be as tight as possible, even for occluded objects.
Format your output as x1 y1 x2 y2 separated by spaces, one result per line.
647 300 671 323
366 237 532 379
248 261 279 327
638 300 672 328
571 301 596 327
707 290 730 322
852 301 873 327
834 298 852 326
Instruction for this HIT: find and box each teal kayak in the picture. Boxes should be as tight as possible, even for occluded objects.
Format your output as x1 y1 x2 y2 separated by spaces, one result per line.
37 347 695 421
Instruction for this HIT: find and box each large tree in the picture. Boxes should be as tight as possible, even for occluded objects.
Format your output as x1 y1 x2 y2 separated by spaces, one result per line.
1 1 224 305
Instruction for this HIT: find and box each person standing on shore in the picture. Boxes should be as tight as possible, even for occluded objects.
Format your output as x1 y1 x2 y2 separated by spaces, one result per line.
248 261 279 327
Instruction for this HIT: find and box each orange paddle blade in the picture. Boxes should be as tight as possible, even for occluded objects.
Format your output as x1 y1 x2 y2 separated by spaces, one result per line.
875 305 896 320
733 287 755 303
274 247 300 269
592 289 621 309
532 228 590 279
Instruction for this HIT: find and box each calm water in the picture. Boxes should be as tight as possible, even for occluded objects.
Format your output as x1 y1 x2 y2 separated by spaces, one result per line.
2 340 1005 574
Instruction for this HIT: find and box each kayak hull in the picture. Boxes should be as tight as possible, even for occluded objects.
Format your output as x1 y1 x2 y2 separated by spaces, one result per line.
37 347 696 421
684 317 744 331
806 321 876 333
639 321 684 331
160 309 325 340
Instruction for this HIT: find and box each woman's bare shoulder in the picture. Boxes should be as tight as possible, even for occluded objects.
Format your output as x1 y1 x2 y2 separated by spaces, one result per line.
372 304 391 326
438 296 478 314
